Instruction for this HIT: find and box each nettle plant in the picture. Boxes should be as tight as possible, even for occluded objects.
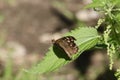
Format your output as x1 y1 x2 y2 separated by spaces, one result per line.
27 0 120 79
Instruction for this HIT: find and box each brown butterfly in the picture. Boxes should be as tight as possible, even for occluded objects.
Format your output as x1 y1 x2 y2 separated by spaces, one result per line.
52 36 78 59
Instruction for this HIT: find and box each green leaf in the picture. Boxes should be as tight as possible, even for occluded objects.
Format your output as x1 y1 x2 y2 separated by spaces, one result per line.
26 27 100 74
85 0 120 9
116 13 120 22
85 0 106 9
112 0 120 5
115 69 120 80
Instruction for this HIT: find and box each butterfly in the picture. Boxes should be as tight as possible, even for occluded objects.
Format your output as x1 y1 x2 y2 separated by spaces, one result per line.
52 36 78 59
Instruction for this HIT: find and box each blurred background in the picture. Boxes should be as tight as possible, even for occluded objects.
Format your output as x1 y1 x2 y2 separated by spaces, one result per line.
0 0 117 80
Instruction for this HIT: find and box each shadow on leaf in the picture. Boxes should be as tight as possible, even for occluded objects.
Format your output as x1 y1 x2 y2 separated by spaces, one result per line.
53 44 71 60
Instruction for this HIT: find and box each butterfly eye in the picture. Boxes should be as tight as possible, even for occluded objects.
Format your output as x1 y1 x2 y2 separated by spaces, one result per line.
52 39 56 43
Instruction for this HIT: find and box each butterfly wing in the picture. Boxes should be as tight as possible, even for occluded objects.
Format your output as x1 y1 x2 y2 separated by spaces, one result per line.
55 36 78 58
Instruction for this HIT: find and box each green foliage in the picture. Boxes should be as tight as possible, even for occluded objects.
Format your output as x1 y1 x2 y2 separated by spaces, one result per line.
26 27 99 74
115 69 120 80
87 0 120 79
3 56 13 80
